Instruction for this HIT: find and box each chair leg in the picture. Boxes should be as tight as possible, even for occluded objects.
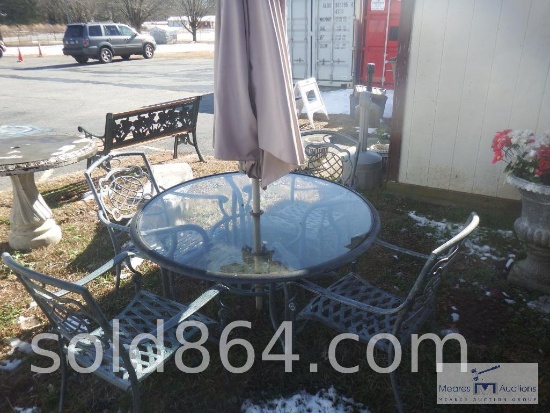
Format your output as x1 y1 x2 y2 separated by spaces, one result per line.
160 267 173 298
173 135 179 159
114 264 121 292
131 384 140 413
388 347 404 413
57 338 68 413
111 239 122 292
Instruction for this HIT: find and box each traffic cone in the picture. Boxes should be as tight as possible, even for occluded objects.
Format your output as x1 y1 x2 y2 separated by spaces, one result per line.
38 43 43 57
17 48 23 62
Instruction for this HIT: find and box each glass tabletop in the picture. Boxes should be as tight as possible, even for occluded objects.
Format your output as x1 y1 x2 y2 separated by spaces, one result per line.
130 172 380 283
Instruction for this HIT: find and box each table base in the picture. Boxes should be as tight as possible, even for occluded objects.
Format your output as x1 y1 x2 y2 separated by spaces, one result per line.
8 174 62 250
9 218 62 250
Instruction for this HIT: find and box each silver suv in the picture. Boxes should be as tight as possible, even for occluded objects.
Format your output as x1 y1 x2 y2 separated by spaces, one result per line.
62 22 156 64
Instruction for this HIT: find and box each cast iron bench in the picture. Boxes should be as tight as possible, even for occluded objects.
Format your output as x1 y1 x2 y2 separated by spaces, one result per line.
78 96 204 166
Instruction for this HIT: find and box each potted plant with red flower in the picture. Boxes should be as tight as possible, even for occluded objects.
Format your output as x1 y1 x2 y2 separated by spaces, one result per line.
492 129 550 293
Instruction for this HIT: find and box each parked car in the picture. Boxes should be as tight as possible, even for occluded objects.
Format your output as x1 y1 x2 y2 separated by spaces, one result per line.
62 22 156 64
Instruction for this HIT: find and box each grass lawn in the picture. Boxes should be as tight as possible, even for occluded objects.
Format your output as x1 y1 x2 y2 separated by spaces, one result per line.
1 119 549 412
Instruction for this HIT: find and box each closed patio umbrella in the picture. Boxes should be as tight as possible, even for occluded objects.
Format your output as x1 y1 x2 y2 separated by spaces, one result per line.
214 0 304 307
214 0 304 187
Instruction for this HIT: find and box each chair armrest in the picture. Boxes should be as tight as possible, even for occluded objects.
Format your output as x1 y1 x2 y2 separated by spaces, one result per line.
98 210 130 232
169 192 231 217
293 277 406 316
156 284 229 334
374 239 430 260
55 251 135 297
78 125 105 142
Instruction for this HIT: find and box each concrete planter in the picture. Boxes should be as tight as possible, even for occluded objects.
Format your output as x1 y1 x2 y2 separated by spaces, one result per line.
506 175 550 294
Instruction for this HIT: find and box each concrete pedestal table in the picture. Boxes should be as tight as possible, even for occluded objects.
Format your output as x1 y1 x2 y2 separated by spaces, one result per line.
0 134 97 249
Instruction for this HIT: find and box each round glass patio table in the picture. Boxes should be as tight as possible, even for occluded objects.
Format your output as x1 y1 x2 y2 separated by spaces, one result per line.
130 172 380 285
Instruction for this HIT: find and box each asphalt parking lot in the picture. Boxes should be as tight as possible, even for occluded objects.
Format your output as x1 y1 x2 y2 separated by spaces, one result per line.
0 50 215 190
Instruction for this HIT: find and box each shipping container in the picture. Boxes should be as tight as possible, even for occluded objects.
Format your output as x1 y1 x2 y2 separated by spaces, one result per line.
287 0 361 87
359 0 401 86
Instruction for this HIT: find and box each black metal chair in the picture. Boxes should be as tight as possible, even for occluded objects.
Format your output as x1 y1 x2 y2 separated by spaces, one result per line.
294 212 480 412
2 251 226 413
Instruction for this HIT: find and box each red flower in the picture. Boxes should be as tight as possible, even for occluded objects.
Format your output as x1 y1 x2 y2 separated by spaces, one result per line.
491 129 512 163
535 146 550 176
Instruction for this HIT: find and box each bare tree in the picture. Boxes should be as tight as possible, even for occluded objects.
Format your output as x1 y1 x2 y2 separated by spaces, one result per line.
115 0 169 32
36 0 102 24
178 0 215 42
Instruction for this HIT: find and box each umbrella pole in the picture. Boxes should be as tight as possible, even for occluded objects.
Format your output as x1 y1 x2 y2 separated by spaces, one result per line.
252 177 264 310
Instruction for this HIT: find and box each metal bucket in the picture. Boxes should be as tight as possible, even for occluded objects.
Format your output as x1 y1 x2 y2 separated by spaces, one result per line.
354 150 382 191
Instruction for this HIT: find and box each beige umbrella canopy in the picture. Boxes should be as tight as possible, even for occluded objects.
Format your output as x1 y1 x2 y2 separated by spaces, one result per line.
214 0 304 188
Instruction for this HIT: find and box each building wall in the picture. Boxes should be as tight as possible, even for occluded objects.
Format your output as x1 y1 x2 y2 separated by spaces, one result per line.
399 0 550 199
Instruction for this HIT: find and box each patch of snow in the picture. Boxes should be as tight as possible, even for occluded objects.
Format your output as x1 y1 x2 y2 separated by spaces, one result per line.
504 299 516 305
485 291 491 297
81 190 95 201
527 296 550 314
18 315 42 330
496 230 514 238
241 386 371 413
9 338 33 355
440 328 459 336
451 306 458 311
13 408 41 413
405 211 511 261
0 358 23 371
320 88 394 119
407 212 450 233
451 313 460 322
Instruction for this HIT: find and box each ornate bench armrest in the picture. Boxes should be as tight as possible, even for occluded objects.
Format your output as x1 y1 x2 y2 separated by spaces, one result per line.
78 125 105 142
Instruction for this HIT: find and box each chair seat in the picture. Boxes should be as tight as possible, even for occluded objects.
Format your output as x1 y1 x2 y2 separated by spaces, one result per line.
151 162 193 190
298 272 403 350
71 290 217 392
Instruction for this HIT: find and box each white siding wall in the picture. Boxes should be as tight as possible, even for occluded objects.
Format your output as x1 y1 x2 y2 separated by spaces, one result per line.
399 0 550 199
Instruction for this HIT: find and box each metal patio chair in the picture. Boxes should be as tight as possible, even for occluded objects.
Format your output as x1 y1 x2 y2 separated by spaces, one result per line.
2 251 226 413
84 152 172 293
298 130 360 187
294 212 480 412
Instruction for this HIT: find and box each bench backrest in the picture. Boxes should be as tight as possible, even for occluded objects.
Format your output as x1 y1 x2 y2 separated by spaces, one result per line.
104 96 201 152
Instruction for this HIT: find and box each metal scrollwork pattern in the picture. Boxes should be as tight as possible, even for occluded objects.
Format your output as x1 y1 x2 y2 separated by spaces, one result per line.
112 101 196 146
98 165 153 222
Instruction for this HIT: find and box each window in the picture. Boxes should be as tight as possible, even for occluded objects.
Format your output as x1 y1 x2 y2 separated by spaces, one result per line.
104 25 120 36
88 25 102 37
65 25 84 37
118 25 135 36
